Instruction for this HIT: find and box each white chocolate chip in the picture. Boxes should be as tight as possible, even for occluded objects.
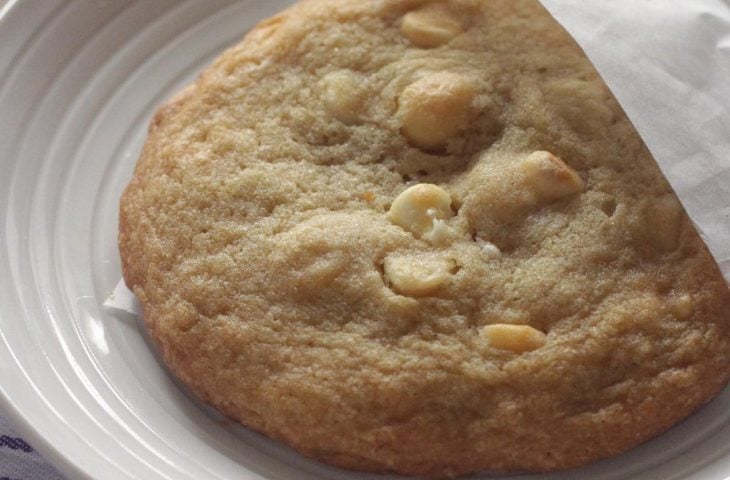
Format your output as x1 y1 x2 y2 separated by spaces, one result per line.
321 70 363 125
401 4 464 48
397 72 478 150
386 184 454 240
521 151 585 202
480 324 547 353
480 242 502 259
423 217 450 245
384 253 455 297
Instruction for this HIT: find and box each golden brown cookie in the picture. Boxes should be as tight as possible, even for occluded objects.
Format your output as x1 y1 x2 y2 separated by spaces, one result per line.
119 0 730 477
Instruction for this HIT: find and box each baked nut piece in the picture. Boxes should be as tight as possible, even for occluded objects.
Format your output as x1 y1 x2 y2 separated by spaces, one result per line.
119 0 730 477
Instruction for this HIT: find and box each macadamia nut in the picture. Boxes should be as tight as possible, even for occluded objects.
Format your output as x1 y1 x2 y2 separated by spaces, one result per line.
384 253 455 296
398 72 478 150
521 151 585 202
480 324 547 353
321 70 363 125
386 183 454 241
401 3 464 48
673 294 693 319
649 194 683 252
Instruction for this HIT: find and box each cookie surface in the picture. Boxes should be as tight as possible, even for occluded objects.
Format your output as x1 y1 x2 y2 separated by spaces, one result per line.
119 0 730 477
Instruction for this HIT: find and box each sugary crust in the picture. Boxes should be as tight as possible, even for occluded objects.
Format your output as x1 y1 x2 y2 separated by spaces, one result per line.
119 0 730 477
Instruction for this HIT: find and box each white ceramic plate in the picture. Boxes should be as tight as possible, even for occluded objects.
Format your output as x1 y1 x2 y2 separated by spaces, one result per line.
1 1 729 479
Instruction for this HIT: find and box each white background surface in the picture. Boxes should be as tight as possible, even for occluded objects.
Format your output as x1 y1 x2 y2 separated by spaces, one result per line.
0 1 729 479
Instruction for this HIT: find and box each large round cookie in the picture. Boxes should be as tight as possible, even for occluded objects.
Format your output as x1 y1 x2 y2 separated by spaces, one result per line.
119 0 730 476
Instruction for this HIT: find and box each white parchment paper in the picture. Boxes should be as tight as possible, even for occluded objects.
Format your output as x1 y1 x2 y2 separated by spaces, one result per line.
106 278 141 315
106 1 730 313
540 0 730 280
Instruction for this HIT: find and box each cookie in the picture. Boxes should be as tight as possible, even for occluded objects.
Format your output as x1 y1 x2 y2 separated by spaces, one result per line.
118 0 730 477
